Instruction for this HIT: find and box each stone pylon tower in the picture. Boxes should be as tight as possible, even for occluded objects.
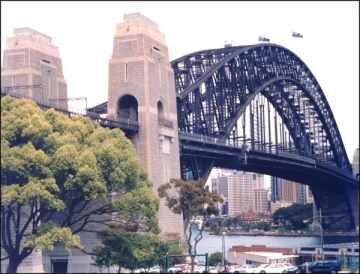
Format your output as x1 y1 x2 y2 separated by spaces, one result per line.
1 28 68 109
108 13 184 238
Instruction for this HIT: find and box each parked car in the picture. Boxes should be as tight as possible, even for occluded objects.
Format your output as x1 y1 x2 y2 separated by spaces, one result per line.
148 265 161 273
168 265 183 273
297 260 341 273
252 263 298 273
231 264 258 273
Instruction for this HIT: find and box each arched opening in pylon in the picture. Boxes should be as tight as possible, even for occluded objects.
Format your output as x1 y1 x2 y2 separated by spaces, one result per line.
117 94 138 121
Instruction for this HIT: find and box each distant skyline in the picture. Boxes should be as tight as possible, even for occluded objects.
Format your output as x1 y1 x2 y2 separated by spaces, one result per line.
1 1 359 160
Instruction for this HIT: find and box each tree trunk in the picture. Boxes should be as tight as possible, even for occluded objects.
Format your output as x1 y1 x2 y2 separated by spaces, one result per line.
191 255 195 273
7 257 21 273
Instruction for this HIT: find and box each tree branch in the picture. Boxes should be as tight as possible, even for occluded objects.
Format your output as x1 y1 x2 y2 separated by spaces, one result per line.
1 207 11 252
18 200 40 243
186 223 194 255
5 205 15 250
69 203 111 229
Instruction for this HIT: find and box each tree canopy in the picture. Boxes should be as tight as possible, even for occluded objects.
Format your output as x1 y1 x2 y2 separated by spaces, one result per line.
272 203 313 230
1 96 158 273
208 252 226 266
94 225 168 272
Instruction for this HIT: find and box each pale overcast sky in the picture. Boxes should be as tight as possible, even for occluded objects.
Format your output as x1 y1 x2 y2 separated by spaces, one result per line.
1 1 359 162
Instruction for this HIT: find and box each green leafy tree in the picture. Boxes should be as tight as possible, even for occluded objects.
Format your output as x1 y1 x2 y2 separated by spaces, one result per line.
1 97 158 273
158 179 223 272
272 203 313 230
208 252 226 266
94 225 168 272
165 240 186 267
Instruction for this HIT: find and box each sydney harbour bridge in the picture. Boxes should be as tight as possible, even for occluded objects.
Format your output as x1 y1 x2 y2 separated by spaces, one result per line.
87 43 358 232
2 43 358 232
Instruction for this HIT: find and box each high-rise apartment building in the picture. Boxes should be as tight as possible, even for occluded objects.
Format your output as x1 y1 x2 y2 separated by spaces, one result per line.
1 28 68 109
271 177 312 204
281 181 298 203
212 171 268 216
254 188 269 214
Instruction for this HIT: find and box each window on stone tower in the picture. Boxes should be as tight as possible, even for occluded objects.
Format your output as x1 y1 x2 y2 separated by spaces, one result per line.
125 63 128 81
157 100 165 121
117 95 138 122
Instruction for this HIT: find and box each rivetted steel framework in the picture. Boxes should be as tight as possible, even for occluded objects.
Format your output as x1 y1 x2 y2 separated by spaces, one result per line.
172 43 358 231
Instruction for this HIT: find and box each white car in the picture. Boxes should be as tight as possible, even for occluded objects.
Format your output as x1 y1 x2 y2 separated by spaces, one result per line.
231 264 258 273
250 264 270 273
168 266 183 273
148 265 161 273
253 263 298 273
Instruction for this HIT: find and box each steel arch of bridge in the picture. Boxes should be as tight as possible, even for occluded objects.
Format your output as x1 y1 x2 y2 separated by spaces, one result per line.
172 43 351 172
172 43 358 232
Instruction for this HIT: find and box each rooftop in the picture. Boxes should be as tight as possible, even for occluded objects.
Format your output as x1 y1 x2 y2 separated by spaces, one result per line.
230 245 294 255
115 12 166 44
244 252 298 259
5 27 59 58
14 27 52 43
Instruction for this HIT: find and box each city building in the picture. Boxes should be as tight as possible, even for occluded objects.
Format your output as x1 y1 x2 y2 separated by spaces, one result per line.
281 180 298 203
227 245 298 265
1 27 67 109
212 171 268 217
271 177 283 202
254 188 269 214
271 177 312 205
211 176 229 215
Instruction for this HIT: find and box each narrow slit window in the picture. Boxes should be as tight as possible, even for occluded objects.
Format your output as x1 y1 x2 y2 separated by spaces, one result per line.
125 64 127 81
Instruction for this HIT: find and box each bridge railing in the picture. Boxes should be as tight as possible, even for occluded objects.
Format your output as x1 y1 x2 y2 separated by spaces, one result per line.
179 131 339 166
1 91 139 132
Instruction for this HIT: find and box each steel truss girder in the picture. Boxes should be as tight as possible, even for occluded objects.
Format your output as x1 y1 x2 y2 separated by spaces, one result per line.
172 44 351 171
